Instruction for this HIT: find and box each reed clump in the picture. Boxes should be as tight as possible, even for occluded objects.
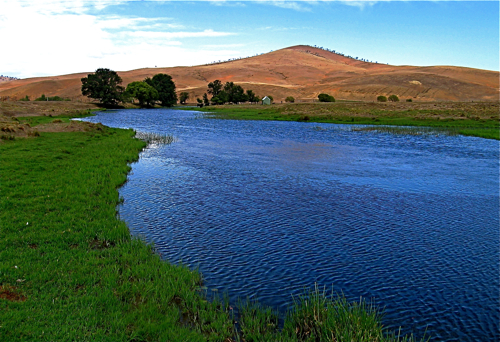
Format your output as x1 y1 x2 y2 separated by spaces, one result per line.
237 286 426 342
134 130 176 145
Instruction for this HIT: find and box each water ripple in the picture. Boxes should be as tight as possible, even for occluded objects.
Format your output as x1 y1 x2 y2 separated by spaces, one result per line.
86 109 499 342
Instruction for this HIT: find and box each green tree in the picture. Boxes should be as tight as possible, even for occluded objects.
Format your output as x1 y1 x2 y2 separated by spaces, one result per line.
35 94 47 101
144 73 177 107
388 94 399 102
377 95 387 102
211 91 229 105
207 80 223 98
224 82 247 103
246 89 259 103
203 93 210 106
81 68 124 106
318 93 335 102
179 92 189 104
285 96 295 103
125 81 158 107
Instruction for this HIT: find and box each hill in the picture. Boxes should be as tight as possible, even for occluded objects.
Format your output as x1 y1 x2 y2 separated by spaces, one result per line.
0 45 498 102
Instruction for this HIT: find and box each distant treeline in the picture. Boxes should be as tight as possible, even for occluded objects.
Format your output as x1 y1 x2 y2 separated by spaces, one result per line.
0 75 20 81
201 45 388 66
304 44 387 64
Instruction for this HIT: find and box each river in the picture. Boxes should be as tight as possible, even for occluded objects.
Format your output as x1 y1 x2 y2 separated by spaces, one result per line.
82 108 499 341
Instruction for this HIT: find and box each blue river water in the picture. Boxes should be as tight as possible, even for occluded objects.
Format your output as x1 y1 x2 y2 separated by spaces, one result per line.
82 108 499 341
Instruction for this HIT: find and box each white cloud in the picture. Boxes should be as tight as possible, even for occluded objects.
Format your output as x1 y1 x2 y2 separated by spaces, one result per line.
123 29 234 39
0 0 238 78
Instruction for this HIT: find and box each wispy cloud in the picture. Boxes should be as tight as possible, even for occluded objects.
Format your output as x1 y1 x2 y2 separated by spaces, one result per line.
0 0 239 78
123 29 235 39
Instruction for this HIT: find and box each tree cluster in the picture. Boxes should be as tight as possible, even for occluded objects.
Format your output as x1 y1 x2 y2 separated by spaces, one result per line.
318 93 335 102
377 95 399 102
201 80 260 105
81 68 177 107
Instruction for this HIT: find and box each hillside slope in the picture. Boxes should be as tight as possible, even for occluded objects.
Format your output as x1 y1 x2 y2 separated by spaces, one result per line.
0 45 498 102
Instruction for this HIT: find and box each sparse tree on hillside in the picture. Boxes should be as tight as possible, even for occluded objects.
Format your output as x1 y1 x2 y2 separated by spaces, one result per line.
285 96 295 103
377 95 388 102
144 73 177 107
388 94 399 102
81 68 124 106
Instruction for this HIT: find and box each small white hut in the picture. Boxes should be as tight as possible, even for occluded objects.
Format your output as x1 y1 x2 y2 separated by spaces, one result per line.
262 96 271 105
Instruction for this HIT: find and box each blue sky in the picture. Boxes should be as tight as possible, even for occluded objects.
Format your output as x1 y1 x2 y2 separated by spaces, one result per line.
2 1 498 78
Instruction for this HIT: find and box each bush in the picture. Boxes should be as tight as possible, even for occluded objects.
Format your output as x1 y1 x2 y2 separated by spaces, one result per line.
19 95 30 101
34 95 68 101
35 94 47 101
285 96 295 103
406 98 413 102
388 94 399 102
318 93 335 102
377 95 387 102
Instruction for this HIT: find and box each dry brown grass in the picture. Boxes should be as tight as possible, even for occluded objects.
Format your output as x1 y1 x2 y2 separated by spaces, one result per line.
0 101 102 141
1 45 497 103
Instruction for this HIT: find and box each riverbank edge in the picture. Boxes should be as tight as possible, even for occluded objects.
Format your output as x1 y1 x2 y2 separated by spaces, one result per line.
0 110 425 341
185 102 499 140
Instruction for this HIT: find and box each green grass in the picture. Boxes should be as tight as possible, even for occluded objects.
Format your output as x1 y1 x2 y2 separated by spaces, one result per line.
0 119 426 341
0 126 234 341
15 109 97 126
192 103 499 140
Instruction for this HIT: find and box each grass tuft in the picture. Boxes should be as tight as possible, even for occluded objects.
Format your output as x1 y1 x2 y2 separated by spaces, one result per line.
134 131 176 145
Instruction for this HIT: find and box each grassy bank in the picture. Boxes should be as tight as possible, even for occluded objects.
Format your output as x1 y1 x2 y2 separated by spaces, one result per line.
1 110 425 341
0 123 234 341
194 102 499 140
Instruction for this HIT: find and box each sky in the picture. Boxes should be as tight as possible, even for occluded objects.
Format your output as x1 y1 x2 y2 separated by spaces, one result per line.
1 0 499 79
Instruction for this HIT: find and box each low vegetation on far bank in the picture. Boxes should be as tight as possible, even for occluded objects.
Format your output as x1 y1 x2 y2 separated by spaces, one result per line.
195 101 500 140
1 107 427 341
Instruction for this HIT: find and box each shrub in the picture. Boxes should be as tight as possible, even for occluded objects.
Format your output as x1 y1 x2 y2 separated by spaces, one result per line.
19 95 30 101
388 94 400 102
377 95 387 102
406 98 413 102
285 96 295 103
318 93 335 102
35 94 47 101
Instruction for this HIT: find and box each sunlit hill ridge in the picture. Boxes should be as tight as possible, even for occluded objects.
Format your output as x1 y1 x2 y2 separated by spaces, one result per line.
0 45 498 102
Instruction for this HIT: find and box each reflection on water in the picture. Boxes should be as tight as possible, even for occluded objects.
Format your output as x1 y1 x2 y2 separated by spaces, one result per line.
82 109 499 342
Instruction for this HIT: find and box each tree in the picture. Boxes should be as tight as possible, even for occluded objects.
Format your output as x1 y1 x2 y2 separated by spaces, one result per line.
144 73 177 107
211 91 229 105
285 96 295 103
388 94 400 102
203 93 210 106
207 80 223 97
318 93 335 102
377 95 387 102
246 89 259 103
224 82 247 103
179 92 189 104
125 81 158 107
81 68 124 106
